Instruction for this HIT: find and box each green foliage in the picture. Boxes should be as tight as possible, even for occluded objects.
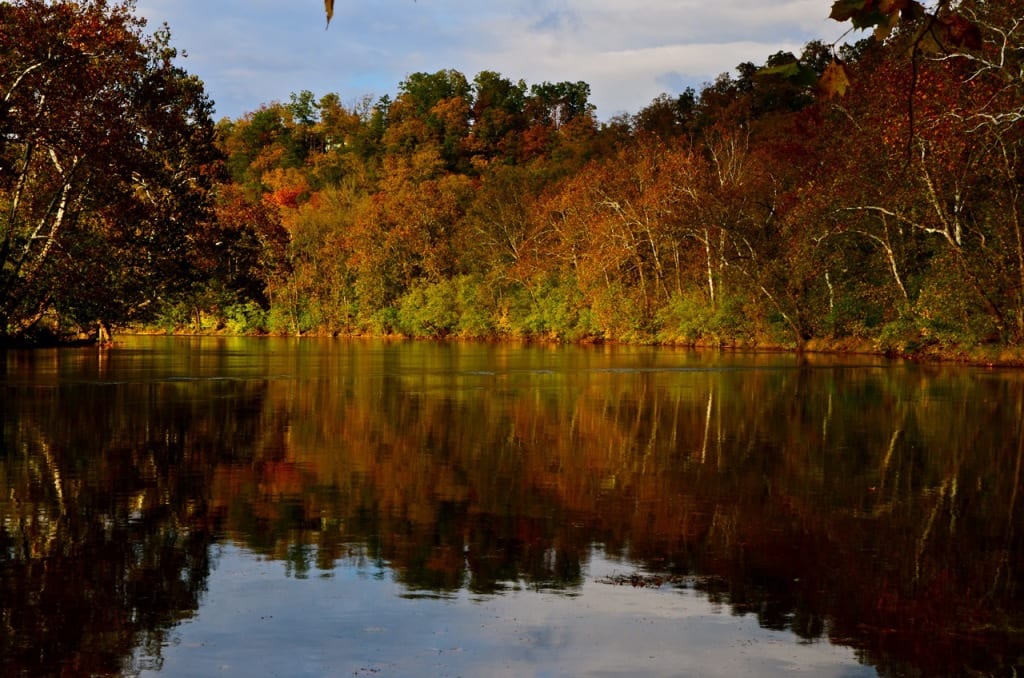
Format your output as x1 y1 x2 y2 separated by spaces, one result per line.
151 295 268 336
453 275 498 337
393 275 499 339
224 301 268 335
506 275 595 341
657 292 756 345
826 294 887 339
590 282 649 341
657 291 715 343
267 295 319 336
396 281 460 337
877 317 926 353
914 275 1001 346
716 296 758 344
368 307 401 336
153 301 195 334
758 57 819 88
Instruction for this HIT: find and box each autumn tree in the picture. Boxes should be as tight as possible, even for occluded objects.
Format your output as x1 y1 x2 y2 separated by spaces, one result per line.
632 89 698 141
384 69 473 171
0 0 219 341
343 145 474 330
464 71 528 166
819 2 1024 344
184 183 289 331
537 139 700 336
218 102 317 196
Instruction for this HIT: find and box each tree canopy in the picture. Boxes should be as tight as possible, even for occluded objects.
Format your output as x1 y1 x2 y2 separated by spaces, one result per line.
0 0 224 341
0 0 282 342
5 0 1024 356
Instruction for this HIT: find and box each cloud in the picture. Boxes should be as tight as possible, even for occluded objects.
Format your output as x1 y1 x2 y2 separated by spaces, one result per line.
133 0 850 120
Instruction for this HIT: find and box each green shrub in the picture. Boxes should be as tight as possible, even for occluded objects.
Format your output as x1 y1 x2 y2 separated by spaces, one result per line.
656 291 713 343
590 282 648 341
223 301 267 334
153 301 194 334
396 281 459 337
656 291 756 345
454 275 496 338
511 274 592 340
914 278 1001 346
266 300 318 335
877 316 925 353
368 306 401 335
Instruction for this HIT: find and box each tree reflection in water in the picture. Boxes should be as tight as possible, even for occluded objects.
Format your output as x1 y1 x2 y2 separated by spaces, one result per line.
1 339 1022 676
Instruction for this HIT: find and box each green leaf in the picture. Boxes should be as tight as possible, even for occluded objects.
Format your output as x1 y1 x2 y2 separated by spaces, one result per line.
758 62 820 89
758 62 802 79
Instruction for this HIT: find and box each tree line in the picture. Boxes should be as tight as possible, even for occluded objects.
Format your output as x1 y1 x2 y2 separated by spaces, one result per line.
3 0 1023 355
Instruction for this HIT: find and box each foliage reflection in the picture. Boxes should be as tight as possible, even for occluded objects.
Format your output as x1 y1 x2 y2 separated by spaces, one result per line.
1 339 1022 675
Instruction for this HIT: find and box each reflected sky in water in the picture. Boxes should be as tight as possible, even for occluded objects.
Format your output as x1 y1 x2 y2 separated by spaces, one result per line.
148 545 872 678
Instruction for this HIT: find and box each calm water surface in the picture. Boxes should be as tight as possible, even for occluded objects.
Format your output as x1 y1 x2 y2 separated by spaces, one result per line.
1 336 1021 676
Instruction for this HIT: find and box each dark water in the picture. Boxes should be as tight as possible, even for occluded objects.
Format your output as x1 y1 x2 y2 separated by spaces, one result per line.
1 337 1021 677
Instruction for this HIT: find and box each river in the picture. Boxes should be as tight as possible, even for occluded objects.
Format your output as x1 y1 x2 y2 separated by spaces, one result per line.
1 336 1021 676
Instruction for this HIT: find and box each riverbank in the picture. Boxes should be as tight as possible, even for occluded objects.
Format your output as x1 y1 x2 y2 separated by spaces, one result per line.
18 325 1016 369
803 337 1024 368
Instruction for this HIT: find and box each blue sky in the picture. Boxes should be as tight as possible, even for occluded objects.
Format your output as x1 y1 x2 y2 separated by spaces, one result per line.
133 1 850 122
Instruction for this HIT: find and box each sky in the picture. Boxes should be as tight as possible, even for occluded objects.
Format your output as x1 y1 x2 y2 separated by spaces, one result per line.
132 1 852 122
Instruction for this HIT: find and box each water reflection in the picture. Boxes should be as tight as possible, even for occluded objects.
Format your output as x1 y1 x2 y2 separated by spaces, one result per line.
1 337 1022 676
150 544 872 678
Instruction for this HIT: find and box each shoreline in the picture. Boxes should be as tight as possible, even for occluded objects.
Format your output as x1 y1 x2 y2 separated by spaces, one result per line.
6 329 1023 368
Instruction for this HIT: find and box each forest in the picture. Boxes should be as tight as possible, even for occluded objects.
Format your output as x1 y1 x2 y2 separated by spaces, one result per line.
3 0 1024 359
